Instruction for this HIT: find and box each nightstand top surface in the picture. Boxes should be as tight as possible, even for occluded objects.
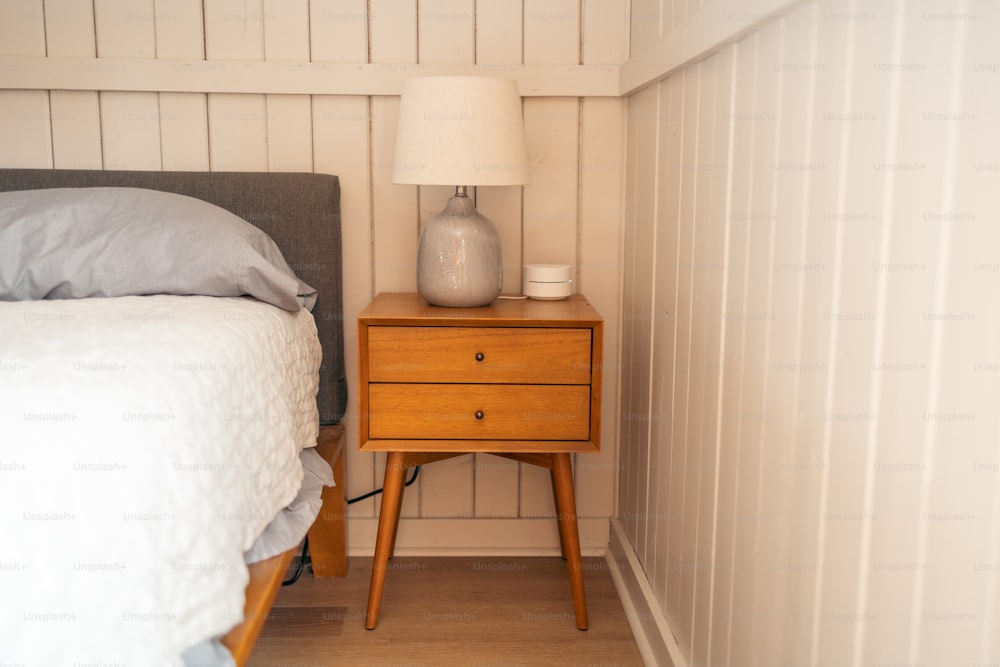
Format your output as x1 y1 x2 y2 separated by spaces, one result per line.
360 292 602 327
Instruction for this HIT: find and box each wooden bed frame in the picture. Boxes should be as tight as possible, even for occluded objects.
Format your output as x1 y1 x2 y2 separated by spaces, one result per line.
0 169 349 665
223 424 347 666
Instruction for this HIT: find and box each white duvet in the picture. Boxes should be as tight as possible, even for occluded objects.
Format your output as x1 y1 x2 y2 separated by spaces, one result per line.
0 295 321 665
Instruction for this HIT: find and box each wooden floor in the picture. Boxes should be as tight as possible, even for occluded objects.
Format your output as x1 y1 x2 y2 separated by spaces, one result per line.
248 556 645 667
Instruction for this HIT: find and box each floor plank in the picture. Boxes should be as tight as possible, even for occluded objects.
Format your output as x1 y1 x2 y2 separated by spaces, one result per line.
248 556 645 666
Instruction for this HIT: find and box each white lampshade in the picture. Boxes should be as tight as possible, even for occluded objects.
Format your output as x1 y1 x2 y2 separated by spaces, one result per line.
392 76 529 186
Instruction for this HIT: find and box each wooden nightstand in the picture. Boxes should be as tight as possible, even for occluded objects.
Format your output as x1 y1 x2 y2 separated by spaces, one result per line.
358 292 603 630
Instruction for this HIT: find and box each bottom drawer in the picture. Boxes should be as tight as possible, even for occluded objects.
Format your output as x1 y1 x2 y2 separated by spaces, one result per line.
368 384 591 440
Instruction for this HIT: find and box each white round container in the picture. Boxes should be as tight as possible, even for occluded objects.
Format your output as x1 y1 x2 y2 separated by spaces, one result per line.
523 264 573 300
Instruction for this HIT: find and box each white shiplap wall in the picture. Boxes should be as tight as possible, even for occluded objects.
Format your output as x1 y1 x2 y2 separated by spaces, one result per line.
0 0 626 556
615 0 1000 665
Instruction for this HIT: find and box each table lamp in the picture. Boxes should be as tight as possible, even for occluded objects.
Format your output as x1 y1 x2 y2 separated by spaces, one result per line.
392 76 529 307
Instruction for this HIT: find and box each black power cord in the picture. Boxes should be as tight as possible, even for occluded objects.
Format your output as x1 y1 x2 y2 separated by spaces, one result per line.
347 465 421 505
282 535 309 586
281 465 421 586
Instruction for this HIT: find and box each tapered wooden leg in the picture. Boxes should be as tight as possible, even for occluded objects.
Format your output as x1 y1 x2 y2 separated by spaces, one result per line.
386 459 408 560
551 453 588 630
549 465 567 559
365 451 407 629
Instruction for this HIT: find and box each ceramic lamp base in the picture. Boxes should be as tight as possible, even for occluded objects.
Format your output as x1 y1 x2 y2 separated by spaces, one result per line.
416 193 503 307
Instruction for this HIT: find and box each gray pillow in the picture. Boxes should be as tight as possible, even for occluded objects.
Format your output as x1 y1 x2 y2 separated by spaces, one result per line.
0 187 316 312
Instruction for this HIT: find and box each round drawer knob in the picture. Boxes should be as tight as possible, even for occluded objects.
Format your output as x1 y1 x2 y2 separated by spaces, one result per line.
475 352 485 362
474 410 484 420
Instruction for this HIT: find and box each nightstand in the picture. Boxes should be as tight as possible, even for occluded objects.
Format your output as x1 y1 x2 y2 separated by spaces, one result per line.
358 292 603 630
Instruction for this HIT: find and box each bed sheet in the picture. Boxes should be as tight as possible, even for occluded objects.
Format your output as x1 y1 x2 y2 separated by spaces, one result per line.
0 294 321 665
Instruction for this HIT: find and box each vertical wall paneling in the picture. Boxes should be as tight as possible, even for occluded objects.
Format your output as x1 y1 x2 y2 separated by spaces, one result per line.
206 93 268 171
654 70 683 626
770 7 822 664
909 5 979 660
44 0 96 57
798 3 852 662
616 0 1000 665
735 19 782 663
204 0 264 61
475 0 523 65
204 0 266 173
688 49 727 667
0 91 53 168
0 5 48 167
523 0 580 65
655 72 684 643
583 0 630 64
0 1 47 56
368 0 417 64
859 1 929 663
813 0 883 659
367 95 416 291
656 64 685 633
712 36 752 667
153 0 203 58
93 0 160 170
368 0 418 295
698 46 736 667
94 0 157 58
628 0 661 56
99 92 162 170
418 0 474 64
621 82 657 556
158 93 210 171
945 4 1000 664
618 93 638 547
745 15 793 666
871 3 979 665
310 0 368 62
43 1 99 168
520 99 581 280
49 91 102 168
421 456 475 519
519 464 556 520
672 66 700 658
477 181 526 295
153 0 206 171
266 95 313 172
263 0 309 62
474 454 520 518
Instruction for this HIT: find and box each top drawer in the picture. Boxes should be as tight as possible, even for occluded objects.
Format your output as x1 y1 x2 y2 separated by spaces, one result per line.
367 326 592 384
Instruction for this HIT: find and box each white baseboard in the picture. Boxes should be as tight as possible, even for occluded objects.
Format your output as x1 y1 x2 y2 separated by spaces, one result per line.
605 518 687 667
347 517 610 557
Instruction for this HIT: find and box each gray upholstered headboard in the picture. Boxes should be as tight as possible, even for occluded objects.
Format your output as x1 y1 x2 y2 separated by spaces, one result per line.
0 169 347 425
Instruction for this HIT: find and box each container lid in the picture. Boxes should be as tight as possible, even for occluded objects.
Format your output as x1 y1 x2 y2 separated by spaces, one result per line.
524 263 572 283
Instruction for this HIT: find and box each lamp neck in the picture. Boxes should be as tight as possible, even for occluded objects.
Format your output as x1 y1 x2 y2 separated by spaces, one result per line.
454 185 470 198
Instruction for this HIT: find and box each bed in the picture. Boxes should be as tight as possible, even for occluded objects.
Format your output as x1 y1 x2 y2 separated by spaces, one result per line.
0 169 348 666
